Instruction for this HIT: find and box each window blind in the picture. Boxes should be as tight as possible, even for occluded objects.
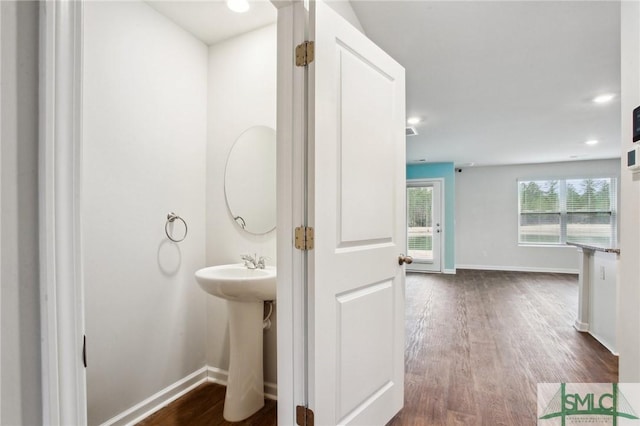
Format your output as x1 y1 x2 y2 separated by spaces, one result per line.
518 178 617 246
519 180 561 244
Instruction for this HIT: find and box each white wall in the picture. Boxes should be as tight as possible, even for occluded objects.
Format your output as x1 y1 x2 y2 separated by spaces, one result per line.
0 2 42 424
82 2 208 423
456 159 620 273
618 1 640 381
326 1 365 34
206 23 278 387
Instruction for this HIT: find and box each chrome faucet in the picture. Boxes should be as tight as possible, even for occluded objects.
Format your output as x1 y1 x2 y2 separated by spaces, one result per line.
241 253 266 269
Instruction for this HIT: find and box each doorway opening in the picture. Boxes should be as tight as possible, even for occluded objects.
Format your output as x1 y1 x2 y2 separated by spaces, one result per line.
406 179 443 273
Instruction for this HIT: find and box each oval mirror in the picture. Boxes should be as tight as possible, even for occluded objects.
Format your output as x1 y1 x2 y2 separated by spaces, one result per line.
224 126 276 234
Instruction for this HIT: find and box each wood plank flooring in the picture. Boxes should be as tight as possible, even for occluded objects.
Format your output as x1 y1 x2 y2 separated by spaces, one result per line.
388 270 618 426
136 270 617 425
136 383 276 426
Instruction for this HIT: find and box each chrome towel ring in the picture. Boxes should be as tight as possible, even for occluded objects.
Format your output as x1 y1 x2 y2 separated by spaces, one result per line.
165 212 187 243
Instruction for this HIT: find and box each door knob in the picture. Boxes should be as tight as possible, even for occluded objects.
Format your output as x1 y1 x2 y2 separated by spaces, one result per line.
398 254 413 265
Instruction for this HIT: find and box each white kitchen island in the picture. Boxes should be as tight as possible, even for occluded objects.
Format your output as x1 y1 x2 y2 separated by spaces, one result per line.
568 242 619 354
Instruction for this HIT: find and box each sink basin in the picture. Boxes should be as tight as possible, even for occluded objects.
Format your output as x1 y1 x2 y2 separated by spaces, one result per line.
194 263 276 421
195 264 276 302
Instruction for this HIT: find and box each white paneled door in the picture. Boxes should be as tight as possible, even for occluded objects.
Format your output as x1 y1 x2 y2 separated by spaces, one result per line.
306 1 406 424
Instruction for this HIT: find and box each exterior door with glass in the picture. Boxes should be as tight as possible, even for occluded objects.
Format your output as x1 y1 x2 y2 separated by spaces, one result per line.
407 180 443 272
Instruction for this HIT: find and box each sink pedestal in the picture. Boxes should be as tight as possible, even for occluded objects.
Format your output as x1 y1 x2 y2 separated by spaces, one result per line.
224 300 265 421
193 264 276 421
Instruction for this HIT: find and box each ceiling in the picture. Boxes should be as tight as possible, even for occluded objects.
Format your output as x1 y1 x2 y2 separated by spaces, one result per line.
147 1 276 45
147 0 621 167
351 1 621 167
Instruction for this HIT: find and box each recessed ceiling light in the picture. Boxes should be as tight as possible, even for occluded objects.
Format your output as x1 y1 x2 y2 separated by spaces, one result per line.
593 94 615 104
585 140 599 146
407 117 421 125
227 0 249 13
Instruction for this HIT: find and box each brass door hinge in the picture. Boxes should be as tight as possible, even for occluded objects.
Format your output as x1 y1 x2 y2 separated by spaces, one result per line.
295 226 314 250
295 41 315 67
296 405 314 426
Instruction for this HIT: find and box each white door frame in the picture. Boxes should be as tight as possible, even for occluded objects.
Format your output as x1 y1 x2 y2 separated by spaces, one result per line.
274 1 308 424
39 1 87 424
406 178 445 273
39 1 304 424
0 3 3 421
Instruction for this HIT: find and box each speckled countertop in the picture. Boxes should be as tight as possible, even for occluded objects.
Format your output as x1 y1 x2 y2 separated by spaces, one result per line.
566 241 620 254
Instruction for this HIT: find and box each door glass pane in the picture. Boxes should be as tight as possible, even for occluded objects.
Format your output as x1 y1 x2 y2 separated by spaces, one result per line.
407 186 433 261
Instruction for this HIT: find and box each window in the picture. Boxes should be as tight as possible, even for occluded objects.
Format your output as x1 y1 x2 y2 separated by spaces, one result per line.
518 177 617 246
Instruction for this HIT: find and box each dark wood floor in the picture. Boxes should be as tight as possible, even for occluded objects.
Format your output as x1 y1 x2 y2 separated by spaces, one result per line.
388 270 618 426
136 382 276 426
137 270 617 425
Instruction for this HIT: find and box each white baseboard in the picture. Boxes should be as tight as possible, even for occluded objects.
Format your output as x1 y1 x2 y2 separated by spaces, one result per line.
573 320 589 332
103 367 209 426
264 381 278 401
455 264 578 274
588 331 618 356
574 323 619 356
102 366 278 426
206 366 277 400
406 268 456 275
206 365 229 386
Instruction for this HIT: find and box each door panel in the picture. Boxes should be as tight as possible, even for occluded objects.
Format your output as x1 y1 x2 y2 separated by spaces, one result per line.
337 281 394 419
308 1 406 424
340 47 395 244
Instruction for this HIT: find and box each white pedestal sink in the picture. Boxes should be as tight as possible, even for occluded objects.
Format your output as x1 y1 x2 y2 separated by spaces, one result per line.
194 264 276 422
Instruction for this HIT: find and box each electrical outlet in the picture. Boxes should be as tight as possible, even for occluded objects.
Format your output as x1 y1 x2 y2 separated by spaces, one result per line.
600 266 605 280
